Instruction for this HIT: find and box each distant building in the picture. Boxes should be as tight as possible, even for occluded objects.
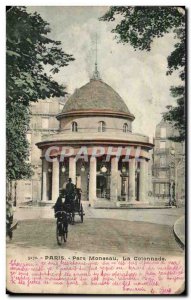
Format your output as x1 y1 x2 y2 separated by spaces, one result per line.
152 120 185 207
13 96 67 205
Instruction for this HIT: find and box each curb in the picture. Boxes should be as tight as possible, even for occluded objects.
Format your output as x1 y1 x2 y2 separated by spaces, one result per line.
173 216 185 250
10 220 18 231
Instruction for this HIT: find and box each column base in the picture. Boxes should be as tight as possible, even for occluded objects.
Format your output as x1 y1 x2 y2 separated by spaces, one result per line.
89 197 97 207
39 200 55 206
110 196 118 202
137 200 149 204
41 197 49 202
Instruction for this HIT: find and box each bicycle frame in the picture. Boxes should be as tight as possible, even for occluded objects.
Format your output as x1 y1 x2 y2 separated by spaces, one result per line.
55 210 70 245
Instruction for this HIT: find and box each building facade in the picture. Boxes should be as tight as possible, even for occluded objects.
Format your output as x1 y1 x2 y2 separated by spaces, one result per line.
36 72 153 208
13 97 67 205
152 120 185 207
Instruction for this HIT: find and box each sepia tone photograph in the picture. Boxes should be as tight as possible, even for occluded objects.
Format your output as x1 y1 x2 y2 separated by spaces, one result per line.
6 5 186 295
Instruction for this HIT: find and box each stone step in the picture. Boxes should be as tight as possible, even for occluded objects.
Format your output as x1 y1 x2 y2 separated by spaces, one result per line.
118 203 172 209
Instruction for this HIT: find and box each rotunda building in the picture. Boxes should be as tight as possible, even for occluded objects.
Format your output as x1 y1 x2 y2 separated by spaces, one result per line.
37 72 153 208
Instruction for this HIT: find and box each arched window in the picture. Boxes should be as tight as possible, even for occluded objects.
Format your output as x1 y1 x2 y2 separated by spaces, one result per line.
98 121 106 132
123 123 129 133
71 121 78 132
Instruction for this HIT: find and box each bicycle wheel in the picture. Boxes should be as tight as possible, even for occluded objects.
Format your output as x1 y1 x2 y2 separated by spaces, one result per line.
56 222 64 245
80 205 84 223
63 224 68 242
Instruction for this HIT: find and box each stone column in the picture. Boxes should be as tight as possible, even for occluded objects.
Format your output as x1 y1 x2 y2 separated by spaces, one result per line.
42 158 48 201
69 156 76 185
139 158 148 202
110 157 118 201
129 158 135 202
117 170 121 198
125 176 129 201
89 157 97 205
145 159 149 200
52 158 59 202
148 159 152 193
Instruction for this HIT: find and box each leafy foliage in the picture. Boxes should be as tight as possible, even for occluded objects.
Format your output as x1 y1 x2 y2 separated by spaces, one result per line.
163 86 185 142
6 6 74 181
7 6 74 105
100 6 186 141
6 102 33 180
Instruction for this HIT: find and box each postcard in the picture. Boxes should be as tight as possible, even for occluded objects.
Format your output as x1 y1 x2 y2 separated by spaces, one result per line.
6 6 186 295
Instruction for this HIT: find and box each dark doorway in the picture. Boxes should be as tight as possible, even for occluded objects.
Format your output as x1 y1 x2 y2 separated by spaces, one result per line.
96 174 110 199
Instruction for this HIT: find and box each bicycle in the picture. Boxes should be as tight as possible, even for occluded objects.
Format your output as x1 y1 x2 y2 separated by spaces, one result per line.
55 211 71 245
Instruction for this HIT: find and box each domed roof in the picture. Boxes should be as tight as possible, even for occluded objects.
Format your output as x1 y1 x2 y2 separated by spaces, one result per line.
62 79 133 116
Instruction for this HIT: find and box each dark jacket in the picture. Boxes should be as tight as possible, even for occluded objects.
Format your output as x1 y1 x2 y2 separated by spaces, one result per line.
54 196 65 214
66 182 75 195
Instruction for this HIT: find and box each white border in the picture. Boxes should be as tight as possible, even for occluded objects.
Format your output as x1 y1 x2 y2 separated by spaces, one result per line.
0 1 190 299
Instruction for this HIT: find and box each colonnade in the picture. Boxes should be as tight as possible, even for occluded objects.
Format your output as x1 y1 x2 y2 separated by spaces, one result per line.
42 156 149 204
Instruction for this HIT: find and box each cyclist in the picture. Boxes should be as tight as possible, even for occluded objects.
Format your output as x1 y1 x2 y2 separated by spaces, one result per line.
54 191 65 216
53 193 70 241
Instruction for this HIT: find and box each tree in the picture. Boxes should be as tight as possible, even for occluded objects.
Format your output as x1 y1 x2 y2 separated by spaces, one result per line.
6 102 32 180
6 7 74 189
100 6 186 141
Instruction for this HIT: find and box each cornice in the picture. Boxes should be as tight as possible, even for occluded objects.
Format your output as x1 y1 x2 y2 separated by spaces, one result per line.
56 109 135 121
36 139 153 150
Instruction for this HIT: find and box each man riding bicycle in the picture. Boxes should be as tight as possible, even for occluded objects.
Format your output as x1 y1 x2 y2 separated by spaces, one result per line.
53 191 71 244
54 178 76 225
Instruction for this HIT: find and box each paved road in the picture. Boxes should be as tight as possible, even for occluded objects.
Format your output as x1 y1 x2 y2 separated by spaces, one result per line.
7 217 183 256
14 203 184 226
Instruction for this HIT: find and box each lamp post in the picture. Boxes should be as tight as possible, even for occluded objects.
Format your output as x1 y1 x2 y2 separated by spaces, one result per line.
121 164 129 200
169 148 175 206
48 167 52 173
100 164 107 174
170 143 185 207
61 164 66 173
121 165 127 174
80 164 86 172
100 163 108 198
136 166 140 201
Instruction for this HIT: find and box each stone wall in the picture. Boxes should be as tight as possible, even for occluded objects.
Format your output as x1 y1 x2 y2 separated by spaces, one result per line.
60 115 132 133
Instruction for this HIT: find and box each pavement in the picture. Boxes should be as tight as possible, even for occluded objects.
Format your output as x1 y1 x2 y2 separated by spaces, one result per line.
11 201 185 249
14 201 184 227
173 215 185 249
7 217 183 256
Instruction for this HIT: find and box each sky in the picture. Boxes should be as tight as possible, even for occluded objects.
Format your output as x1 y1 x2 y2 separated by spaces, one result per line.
27 6 182 141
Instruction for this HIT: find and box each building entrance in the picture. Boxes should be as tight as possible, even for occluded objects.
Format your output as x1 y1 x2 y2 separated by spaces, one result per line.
121 175 129 201
96 174 110 199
